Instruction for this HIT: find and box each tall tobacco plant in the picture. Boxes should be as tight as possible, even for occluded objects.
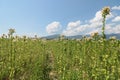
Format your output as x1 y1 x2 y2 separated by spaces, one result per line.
8 28 15 79
101 6 110 39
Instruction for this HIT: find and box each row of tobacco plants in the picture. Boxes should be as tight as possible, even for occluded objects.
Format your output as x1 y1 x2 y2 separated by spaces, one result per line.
0 31 120 80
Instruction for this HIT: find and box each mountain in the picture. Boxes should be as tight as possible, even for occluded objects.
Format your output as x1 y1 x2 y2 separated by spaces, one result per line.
41 34 60 40
67 33 120 39
42 34 120 40
106 33 120 39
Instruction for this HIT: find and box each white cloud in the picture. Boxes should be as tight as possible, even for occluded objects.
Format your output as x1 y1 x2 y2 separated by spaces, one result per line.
62 21 89 36
89 11 102 23
62 20 101 36
114 25 120 33
67 20 80 30
112 16 120 22
62 11 103 36
105 24 120 34
112 6 120 10
46 21 61 34
89 11 113 23
63 11 102 36
58 5 120 36
86 28 101 35
107 12 114 20
62 29 78 36
62 10 116 36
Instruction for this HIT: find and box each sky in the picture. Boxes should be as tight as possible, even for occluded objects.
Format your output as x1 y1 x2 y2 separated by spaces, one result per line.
0 0 120 37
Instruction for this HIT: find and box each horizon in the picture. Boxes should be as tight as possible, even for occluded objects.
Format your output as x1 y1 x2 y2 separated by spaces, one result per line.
0 0 120 37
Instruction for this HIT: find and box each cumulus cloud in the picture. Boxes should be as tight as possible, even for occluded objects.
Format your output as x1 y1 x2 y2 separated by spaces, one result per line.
62 9 115 36
47 6 119 36
62 20 102 36
46 21 61 34
62 11 105 36
112 16 120 22
90 11 113 23
112 6 120 10
89 11 102 23
105 24 120 34
67 21 81 30
62 23 89 36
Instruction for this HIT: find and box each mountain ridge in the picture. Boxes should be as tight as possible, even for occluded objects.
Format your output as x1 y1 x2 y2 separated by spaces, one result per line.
42 33 120 40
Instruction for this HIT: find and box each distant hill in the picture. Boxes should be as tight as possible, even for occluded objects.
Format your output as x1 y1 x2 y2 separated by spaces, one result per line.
106 33 120 39
42 33 120 40
41 34 60 40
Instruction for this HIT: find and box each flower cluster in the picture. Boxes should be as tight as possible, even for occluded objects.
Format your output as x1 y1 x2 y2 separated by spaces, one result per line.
102 6 110 17
90 32 98 38
8 28 15 35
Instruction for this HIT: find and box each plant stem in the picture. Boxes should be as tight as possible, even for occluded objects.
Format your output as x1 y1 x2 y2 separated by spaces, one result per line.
102 15 106 39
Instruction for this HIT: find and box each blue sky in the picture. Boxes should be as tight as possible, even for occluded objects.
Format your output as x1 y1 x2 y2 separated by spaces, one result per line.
0 0 120 37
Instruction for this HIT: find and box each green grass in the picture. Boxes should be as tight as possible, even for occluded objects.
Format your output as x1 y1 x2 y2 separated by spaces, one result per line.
0 36 120 80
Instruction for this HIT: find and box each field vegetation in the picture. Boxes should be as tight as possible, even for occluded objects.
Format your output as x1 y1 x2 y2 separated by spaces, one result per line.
0 32 120 80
